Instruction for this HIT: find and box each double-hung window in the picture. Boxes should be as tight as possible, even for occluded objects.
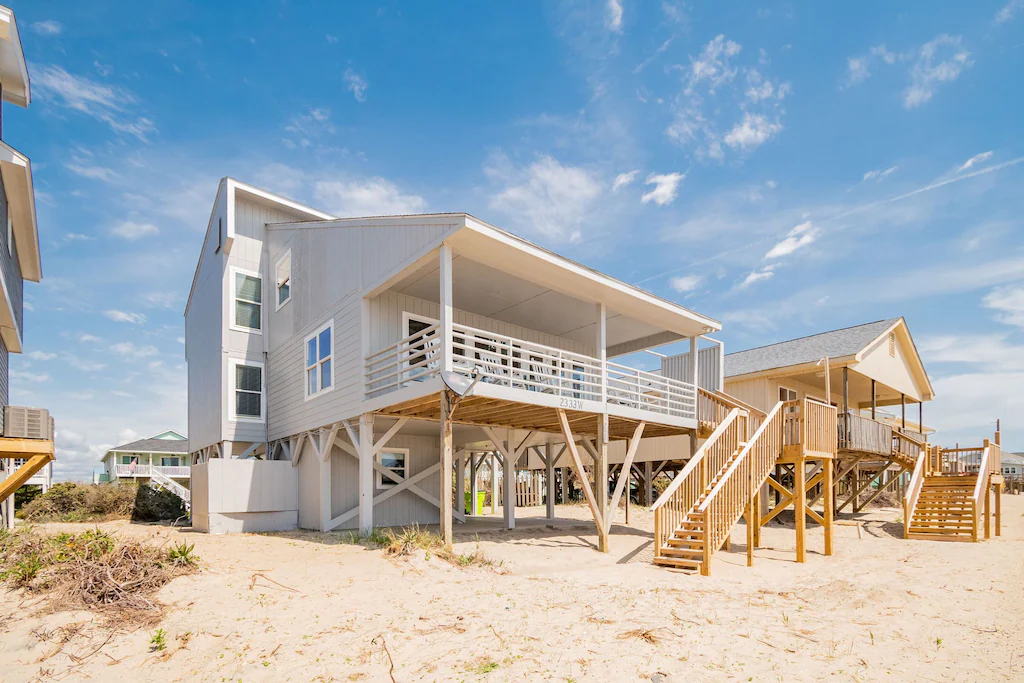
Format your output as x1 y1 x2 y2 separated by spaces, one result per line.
305 320 334 399
275 251 291 310
376 448 408 488
230 359 264 421
232 268 262 332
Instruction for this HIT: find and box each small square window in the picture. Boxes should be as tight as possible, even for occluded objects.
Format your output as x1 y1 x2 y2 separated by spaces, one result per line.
376 449 408 488
230 360 264 421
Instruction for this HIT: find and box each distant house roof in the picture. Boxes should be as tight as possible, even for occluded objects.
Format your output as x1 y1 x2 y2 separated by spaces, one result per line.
1003 453 1024 466
725 319 901 378
106 430 189 457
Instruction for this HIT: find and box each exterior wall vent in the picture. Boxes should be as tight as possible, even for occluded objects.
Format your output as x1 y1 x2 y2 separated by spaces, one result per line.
3 406 53 440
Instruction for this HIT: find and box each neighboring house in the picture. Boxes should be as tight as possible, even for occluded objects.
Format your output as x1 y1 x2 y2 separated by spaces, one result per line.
97 430 190 486
664 318 937 512
1002 453 1024 478
185 178 724 541
0 6 51 530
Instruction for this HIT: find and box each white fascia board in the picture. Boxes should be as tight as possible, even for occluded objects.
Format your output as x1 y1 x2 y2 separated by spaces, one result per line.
458 215 722 337
0 141 40 281
0 7 30 107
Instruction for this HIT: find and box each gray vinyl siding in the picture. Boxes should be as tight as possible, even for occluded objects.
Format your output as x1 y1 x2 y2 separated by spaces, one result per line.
662 346 722 391
328 433 441 530
0 179 23 337
186 188 227 452
0 334 8 433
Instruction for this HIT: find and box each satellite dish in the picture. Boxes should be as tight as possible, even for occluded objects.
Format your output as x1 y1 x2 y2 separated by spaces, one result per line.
441 368 481 397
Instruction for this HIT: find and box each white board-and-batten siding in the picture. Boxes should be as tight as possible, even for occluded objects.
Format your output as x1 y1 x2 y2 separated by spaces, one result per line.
661 346 722 391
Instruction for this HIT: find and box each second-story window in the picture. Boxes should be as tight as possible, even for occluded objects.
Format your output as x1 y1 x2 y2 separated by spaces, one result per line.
305 320 334 399
233 268 262 332
231 359 264 421
276 251 291 310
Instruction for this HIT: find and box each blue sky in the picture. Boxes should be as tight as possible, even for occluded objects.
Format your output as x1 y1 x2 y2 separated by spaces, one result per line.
10 1 1024 480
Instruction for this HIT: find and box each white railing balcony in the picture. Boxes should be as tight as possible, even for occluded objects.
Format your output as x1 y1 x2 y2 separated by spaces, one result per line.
364 321 698 423
113 464 191 478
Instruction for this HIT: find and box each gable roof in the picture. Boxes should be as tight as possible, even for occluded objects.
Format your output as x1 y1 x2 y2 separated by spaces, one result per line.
725 319 901 378
106 436 190 456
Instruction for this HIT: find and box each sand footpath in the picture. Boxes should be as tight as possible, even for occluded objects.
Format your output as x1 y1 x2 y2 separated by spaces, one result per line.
1 497 1023 682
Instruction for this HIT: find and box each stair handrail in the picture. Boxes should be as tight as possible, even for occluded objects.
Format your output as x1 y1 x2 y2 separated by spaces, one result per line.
651 408 744 558
696 401 785 559
903 447 927 538
971 444 991 505
651 408 742 511
699 388 768 424
151 468 191 506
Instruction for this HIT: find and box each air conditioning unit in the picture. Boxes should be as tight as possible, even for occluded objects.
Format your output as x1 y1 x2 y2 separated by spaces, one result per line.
3 406 53 440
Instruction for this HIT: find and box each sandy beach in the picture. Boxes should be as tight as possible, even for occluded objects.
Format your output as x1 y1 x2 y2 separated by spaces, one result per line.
2 496 1023 682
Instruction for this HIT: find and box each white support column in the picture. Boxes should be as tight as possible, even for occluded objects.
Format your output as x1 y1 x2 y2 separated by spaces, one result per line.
503 428 515 530
469 453 480 517
358 414 375 536
689 335 699 390
545 443 555 520
318 431 332 532
455 449 466 524
490 453 499 515
595 419 609 552
596 302 607 405
439 244 454 373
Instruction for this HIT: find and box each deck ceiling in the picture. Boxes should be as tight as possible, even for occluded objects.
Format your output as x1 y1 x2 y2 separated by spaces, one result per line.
388 254 676 351
785 366 920 408
375 391 691 441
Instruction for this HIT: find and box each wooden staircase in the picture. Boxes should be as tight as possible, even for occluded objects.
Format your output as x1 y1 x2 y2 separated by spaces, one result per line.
906 474 977 541
904 439 1002 542
653 446 742 571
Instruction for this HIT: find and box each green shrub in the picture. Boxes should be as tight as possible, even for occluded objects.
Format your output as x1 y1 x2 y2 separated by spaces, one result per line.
19 482 185 523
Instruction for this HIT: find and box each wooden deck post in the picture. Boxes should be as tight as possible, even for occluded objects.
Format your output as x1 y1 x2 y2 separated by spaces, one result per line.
984 478 991 540
502 428 515 530
358 414 375 536
596 417 609 552
795 459 807 563
995 482 1002 537
469 453 479 517
491 453 499 514
823 458 834 556
644 461 653 506
545 443 555 520
455 449 466 524
560 466 568 504
440 391 454 547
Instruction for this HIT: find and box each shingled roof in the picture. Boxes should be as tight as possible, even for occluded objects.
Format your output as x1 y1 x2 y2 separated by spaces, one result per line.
725 319 900 378
108 436 189 454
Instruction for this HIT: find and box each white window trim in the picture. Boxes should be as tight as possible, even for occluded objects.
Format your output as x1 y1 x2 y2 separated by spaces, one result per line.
275 249 292 311
230 266 263 334
304 319 335 402
228 357 265 423
375 447 409 488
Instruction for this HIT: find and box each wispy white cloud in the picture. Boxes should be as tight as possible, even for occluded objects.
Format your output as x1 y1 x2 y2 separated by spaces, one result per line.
739 266 775 288
904 35 971 109
641 172 686 206
65 162 118 183
344 68 368 103
486 153 602 242
995 0 1024 23
28 351 57 361
103 310 147 325
723 113 782 152
606 0 623 32
957 151 992 173
32 65 156 141
11 370 51 383
31 20 63 36
284 107 335 149
79 333 102 343
313 177 426 217
111 221 159 240
669 274 703 293
845 44 897 86
612 170 639 191
984 284 1024 328
764 221 819 259
110 342 159 360
863 166 897 182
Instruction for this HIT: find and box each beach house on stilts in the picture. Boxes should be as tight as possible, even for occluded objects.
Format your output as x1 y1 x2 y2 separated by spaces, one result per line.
185 179 747 552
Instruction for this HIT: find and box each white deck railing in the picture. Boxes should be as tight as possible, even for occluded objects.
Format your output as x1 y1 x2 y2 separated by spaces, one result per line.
364 321 698 421
113 464 191 478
